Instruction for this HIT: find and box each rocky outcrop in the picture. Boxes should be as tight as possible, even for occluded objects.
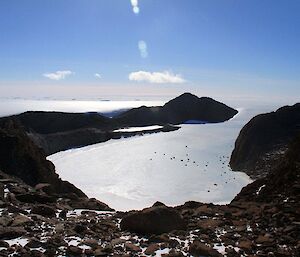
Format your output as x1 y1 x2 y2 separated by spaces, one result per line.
116 93 238 126
0 120 86 198
120 203 187 235
230 103 300 179
233 133 300 203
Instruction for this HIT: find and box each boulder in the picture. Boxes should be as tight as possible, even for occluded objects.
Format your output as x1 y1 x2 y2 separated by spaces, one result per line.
66 246 83 256
120 204 186 235
31 204 56 218
0 226 26 240
189 241 222 257
11 214 33 226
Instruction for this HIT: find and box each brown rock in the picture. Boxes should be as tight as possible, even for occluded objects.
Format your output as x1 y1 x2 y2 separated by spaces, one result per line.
189 241 222 257
11 215 33 226
256 234 274 244
82 238 99 248
66 246 83 256
125 242 141 252
237 239 253 250
120 205 186 235
144 243 160 255
0 226 26 240
197 219 223 230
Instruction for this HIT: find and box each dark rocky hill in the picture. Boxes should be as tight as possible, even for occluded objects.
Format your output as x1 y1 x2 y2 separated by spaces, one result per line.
230 103 300 179
116 93 238 126
2 111 114 134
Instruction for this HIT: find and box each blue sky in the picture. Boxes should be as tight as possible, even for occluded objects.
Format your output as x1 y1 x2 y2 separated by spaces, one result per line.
0 0 299 100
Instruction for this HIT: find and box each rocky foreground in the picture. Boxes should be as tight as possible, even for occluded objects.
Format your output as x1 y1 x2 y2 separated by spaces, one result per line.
0 135 299 256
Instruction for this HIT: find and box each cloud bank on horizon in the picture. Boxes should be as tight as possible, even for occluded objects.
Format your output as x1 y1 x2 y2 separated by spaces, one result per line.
129 71 186 84
43 70 73 81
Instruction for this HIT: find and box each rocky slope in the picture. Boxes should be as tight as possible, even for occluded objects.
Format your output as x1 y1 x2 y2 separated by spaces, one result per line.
230 103 300 179
0 93 237 156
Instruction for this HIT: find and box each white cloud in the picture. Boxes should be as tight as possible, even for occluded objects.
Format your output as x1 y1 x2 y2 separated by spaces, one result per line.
43 70 73 80
94 73 102 79
129 71 186 84
130 0 140 14
138 40 148 58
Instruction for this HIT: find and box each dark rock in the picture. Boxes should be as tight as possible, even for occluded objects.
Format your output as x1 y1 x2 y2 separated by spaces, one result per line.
74 224 86 234
59 209 67 219
26 238 44 248
0 183 4 200
0 226 26 240
31 204 56 218
0 240 9 248
66 246 83 256
120 205 187 235
15 192 56 204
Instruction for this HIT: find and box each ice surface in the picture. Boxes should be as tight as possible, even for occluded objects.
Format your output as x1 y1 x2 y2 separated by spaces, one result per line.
113 125 163 132
48 103 281 211
5 237 29 247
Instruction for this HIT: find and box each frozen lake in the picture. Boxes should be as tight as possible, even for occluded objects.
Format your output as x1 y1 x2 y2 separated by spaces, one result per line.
0 97 287 211
47 102 282 211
